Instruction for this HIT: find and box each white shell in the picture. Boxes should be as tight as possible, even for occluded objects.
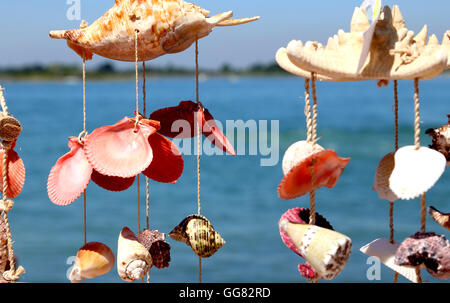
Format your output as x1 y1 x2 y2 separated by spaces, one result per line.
389 146 446 200
360 238 422 283
373 153 399 202
282 141 324 175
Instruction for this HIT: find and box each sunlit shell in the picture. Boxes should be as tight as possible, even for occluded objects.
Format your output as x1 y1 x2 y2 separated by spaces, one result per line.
443 31 450 69
279 219 352 280
428 206 450 231
137 229 171 269
49 0 259 62
47 137 91 206
84 117 158 178
281 141 324 175
117 227 152 282
69 242 115 283
278 149 350 200
373 152 399 202
284 6 447 81
360 238 420 283
142 132 184 183
169 215 225 258
389 146 446 200
90 169 135 192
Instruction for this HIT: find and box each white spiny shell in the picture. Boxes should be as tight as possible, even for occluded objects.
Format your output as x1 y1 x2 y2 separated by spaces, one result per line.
373 153 399 202
282 141 324 175
360 238 421 283
389 146 446 200
443 30 450 68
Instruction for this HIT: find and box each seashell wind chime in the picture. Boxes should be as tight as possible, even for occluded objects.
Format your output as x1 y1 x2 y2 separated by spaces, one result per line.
276 1 450 283
49 0 258 282
0 86 26 283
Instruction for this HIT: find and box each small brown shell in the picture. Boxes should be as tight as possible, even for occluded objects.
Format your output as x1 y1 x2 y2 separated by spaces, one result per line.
137 229 171 269
428 206 450 231
0 113 22 142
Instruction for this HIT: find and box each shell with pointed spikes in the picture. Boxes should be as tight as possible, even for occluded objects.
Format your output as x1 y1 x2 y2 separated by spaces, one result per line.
49 0 259 62
372 152 399 202
285 5 448 81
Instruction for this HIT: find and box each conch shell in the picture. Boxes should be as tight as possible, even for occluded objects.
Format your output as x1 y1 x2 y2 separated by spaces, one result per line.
49 0 259 62
428 206 450 231
117 227 152 282
69 242 115 283
169 215 225 258
282 5 448 81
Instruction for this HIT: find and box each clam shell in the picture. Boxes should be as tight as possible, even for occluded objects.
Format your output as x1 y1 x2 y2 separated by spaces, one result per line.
0 146 25 199
84 117 158 178
169 215 225 258
372 152 399 202
360 238 420 283
281 141 324 175
69 242 115 283
279 219 352 280
90 169 135 192
278 149 350 200
47 137 91 206
389 146 446 200
49 0 259 62
428 206 450 231
285 6 448 81
142 132 184 184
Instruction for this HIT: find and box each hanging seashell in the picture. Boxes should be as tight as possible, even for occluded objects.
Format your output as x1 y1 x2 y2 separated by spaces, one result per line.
49 0 259 62
428 206 450 231
395 232 450 280
0 113 22 142
426 114 450 166
117 227 152 282
150 101 236 155
443 31 450 69
279 208 333 280
279 219 352 280
360 238 421 283
90 169 135 192
84 117 159 178
0 216 8 273
69 242 115 283
281 141 325 175
47 137 92 206
169 215 225 258
389 146 446 200
372 152 399 202
283 6 448 81
142 132 184 184
137 229 171 269
278 148 350 200
0 143 25 200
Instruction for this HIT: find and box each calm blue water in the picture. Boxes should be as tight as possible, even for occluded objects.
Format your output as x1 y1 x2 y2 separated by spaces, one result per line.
1 76 449 283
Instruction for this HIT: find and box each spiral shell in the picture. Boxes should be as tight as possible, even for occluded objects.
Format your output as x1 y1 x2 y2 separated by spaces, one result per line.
137 229 171 269
169 215 225 258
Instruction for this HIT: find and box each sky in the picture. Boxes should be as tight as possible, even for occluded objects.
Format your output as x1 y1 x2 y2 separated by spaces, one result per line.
0 0 449 69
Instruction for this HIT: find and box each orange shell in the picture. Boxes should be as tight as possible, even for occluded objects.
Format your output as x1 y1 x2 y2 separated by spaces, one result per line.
84 117 157 178
47 137 92 206
278 150 350 200
142 133 184 183
91 169 135 192
0 146 25 199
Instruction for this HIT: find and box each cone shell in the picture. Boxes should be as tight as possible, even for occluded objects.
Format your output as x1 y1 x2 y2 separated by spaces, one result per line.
84 117 158 178
278 149 350 200
0 113 22 142
47 137 91 205
117 227 152 282
0 146 25 199
279 219 352 280
0 216 8 273
169 215 225 258
389 146 446 200
284 6 448 81
282 141 324 175
90 169 135 192
373 152 399 202
142 132 184 183
428 206 450 231
49 0 259 62
360 238 421 283
137 229 171 269
69 242 115 283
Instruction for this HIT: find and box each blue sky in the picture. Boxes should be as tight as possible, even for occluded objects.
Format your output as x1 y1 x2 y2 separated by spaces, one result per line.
0 0 449 69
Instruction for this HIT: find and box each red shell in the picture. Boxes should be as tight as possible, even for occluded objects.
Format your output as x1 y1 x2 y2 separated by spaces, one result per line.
84 117 157 178
47 137 92 206
201 108 236 156
142 133 184 184
0 146 25 199
91 169 135 192
278 150 350 200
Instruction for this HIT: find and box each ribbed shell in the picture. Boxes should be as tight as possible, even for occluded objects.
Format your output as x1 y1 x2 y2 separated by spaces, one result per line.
372 152 398 202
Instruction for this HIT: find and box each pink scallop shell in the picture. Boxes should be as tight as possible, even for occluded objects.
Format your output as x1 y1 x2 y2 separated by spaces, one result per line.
84 117 157 178
278 150 350 200
47 137 92 206
142 133 184 184
90 169 135 192
0 145 25 199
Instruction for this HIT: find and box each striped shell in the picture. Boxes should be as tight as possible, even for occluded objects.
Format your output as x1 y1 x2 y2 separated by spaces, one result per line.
137 229 171 269
169 215 225 258
49 0 259 62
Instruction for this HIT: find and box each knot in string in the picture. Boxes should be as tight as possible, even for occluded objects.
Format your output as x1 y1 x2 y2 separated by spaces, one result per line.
0 199 13 213
77 130 88 145
3 266 25 282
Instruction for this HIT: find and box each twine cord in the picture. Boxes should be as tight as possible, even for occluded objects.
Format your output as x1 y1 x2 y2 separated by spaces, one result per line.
195 38 202 284
142 61 150 233
0 87 9 115
82 51 87 247
304 78 312 143
134 30 142 235
391 81 400 283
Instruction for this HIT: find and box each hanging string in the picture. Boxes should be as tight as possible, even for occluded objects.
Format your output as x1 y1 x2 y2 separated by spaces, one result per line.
82 52 87 247
392 80 399 283
195 38 202 284
394 80 399 152
304 78 312 143
142 61 150 232
134 30 142 234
